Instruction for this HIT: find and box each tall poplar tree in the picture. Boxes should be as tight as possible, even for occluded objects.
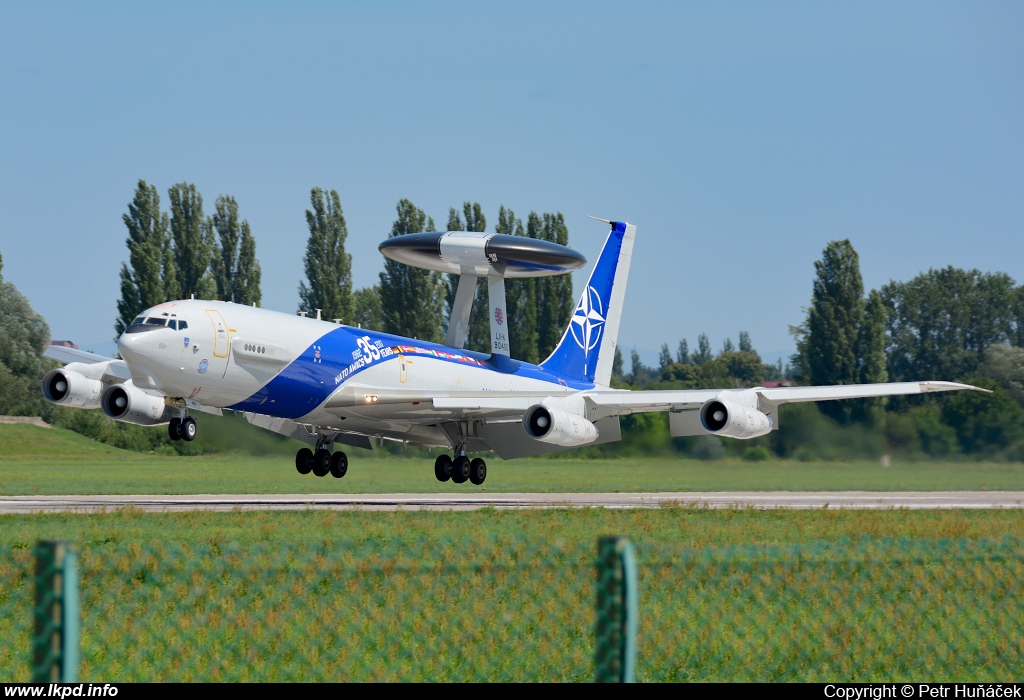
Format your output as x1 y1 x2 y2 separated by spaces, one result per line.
297 188 353 322
536 212 573 359
116 180 176 335
169 182 215 300
380 199 443 341
211 195 262 306
444 202 488 351
792 239 865 422
499 206 539 362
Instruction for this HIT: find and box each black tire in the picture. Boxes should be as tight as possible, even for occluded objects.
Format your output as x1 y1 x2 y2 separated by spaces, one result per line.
330 451 348 478
312 448 332 477
434 454 452 482
181 417 197 442
450 456 470 484
168 417 182 441
296 448 313 475
470 457 487 485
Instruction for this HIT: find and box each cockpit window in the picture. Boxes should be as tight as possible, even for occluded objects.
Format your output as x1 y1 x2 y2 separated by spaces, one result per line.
168 320 177 330
133 316 145 325
178 321 188 330
144 318 167 326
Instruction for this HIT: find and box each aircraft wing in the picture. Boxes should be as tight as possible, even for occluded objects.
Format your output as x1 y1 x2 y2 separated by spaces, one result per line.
582 380 988 414
43 346 116 365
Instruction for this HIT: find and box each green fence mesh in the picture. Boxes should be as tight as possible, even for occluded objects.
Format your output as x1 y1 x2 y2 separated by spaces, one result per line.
2 536 1022 682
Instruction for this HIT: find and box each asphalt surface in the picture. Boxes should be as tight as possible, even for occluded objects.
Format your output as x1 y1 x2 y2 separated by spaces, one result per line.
1 491 1023 513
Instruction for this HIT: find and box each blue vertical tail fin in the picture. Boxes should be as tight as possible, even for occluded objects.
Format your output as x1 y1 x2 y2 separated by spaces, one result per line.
541 220 636 386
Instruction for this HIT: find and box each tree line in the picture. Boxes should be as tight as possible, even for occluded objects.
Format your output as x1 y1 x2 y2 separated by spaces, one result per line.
115 184 576 360
617 238 1024 461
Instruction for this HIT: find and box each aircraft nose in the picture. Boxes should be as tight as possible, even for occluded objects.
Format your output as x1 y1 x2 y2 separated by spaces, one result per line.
117 330 144 361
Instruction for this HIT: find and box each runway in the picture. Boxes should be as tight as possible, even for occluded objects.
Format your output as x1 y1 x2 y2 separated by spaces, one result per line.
1 491 1023 513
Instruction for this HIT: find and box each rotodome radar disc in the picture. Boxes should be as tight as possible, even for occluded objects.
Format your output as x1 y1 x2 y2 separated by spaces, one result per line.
378 231 586 277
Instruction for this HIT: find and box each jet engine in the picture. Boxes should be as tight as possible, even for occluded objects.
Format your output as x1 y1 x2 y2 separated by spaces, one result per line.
41 368 103 409
523 402 600 447
699 398 773 439
101 382 174 426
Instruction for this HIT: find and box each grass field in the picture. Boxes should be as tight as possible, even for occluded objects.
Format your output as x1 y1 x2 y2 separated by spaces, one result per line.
1 508 1021 681
2 424 1024 494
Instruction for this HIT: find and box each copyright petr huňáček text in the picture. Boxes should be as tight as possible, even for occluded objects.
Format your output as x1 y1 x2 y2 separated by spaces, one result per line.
825 686 1022 699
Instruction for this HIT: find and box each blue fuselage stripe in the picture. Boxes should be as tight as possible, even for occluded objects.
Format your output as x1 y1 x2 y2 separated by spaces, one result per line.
228 326 594 419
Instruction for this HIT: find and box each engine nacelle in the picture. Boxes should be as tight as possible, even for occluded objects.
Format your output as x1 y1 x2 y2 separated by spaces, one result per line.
523 403 600 447
700 398 773 440
41 368 103 409
101 382 174 426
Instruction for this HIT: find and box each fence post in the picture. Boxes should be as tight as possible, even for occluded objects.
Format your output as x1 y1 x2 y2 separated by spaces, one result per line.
31 541 79 682
594 536 638 683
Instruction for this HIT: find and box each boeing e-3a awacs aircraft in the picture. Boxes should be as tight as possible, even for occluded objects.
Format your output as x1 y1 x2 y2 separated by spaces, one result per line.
42 219 984 486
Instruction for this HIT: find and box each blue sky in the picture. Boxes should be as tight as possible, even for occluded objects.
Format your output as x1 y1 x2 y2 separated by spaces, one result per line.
1 1 1021 367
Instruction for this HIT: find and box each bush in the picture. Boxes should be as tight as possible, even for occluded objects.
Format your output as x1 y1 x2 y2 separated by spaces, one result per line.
742 446 772 462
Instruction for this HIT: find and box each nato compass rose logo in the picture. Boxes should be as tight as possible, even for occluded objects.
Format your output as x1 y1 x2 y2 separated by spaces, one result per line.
570 286 605 357
313 345 323 364
494 307 504 326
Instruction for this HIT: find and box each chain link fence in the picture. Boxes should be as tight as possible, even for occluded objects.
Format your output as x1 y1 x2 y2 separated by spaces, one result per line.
2 536 1021 681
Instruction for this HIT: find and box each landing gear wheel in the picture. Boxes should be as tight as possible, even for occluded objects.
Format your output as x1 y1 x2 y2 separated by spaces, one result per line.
470 458 487 485
450 456 470 484
168 417 182 441
312 449 332 477
330 451 348 478
295 448 313 475
434 454 452 482
181 417 197 442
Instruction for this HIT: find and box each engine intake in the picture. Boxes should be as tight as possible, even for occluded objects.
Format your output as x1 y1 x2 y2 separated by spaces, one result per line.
41 369 103 409
101 382 173 426
699 399 773 440
523 403 600 447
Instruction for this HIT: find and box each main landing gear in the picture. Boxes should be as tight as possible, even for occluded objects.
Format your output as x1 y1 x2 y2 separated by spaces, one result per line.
167 415 197 442
434 453 487 486
296 436 348 479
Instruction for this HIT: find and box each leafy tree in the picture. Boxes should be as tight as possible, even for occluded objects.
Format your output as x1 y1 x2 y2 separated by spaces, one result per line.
353 286 384 331
380 199 443 341
676 339 690 364
211 195 261 306
853 289 889 425
498 207 539 362
629 348 655 385
792 240 865 422
115 180 176 335
297 188 354 322
1013 286 1024 348
722 337 735 353
979 345 1024 406
0 251 52 417
738 331 753 354
658 343 672 370
941 377 1024 455
881 267 1015 382
168 182 215 300
693 333 712 364
443 202 489 351
536 212 573 359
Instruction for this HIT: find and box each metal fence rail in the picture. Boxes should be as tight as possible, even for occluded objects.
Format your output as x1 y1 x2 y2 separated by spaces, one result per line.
1 536 1021 682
